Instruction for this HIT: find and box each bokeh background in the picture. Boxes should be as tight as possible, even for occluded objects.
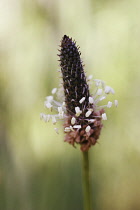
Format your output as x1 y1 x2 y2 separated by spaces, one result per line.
0 0 140 209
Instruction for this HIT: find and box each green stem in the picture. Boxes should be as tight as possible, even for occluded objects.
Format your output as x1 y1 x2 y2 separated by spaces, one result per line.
82 151 92 210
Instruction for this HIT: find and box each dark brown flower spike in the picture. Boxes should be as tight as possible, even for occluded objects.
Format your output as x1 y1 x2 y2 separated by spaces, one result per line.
59 35 91 115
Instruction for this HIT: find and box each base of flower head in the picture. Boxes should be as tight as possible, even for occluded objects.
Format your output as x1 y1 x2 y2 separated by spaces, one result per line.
64 109 104 151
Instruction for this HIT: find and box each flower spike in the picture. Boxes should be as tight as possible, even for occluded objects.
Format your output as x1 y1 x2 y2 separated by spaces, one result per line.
41 35 118 151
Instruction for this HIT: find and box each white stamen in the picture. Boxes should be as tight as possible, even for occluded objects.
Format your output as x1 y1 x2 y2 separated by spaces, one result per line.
101 81 105 88
114 100 118 107
85 110 92 117
94 79 101 87
59 111 64 119
107 101 112 108
41 114 51 122
98 96 106 101
58 107 63 113
45 102 52 110
110 87 115 94
52 88 57 94
46 96 53 102
52 116 56 124
71 117 76 125
75 106 82 116
89 108 94 112
102 113 107 120
89 97 94 104
45 115 51 122
104 86 111 94
64 127 71 132
88 119 95 123
88 75 93 80
79 97 85 104
97 88 103 95
57 107 64 119
62 102 66 106
73 125 81 129
85 125 91 133
105 86 115 94
54 128 59 134
69 126 74 131
40 113 44 120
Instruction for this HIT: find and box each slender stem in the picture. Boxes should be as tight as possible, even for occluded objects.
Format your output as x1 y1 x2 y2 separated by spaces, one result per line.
82 151 92 210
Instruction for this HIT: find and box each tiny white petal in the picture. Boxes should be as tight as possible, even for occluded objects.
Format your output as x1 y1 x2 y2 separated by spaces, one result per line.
71 117 76 125
102 113 107 120
51 88 57 94
73 125 81 129
114 100 118 107
89 97 94 104
85 125 91 133
97 88 103 96
52 116 56 124
79 97 85 104
75 106 82 116
107 101 112 108
54 128 59 134
85 110 92 117
46 96 53 102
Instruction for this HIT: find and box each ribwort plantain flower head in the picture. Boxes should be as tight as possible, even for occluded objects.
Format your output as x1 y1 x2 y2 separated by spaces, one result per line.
40 35 118 151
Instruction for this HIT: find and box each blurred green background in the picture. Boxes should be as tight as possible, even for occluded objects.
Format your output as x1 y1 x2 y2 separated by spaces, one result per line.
0 0 140 209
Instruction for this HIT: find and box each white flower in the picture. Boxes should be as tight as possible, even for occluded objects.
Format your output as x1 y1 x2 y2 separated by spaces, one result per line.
41 81 118 133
